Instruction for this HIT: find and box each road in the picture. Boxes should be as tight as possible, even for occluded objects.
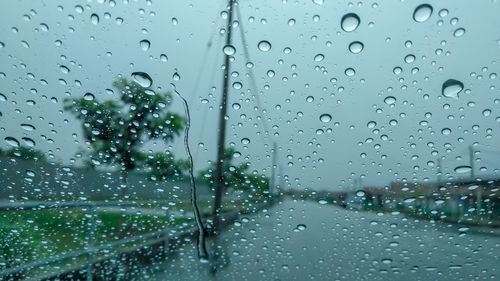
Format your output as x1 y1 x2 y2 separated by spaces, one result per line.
139 199 500 280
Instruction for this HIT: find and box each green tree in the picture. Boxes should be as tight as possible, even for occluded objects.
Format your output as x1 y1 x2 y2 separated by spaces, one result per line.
63 78 185 197
199 147 269 196
144 151 189 181
0 146 46 162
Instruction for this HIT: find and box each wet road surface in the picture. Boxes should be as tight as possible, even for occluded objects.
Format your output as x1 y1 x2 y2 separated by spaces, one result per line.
142 199 500 280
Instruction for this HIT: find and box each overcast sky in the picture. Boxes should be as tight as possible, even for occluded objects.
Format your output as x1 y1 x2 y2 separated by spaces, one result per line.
1 0 500 191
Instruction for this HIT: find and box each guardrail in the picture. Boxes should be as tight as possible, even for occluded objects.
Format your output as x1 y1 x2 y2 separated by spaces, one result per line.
0 200 175 281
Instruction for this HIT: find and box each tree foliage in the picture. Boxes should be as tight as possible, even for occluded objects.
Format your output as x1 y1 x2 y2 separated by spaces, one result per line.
199 147 269 195
63 78 186 179
0 146 46 162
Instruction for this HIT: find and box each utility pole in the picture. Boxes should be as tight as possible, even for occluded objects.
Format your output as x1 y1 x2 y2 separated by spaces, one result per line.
437 157 442 186
212 0 234 234
468 145 475 180
270 142 277 196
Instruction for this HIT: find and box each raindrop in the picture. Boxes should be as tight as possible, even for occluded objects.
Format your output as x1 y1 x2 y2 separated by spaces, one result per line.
232 82 242 89
296 224 307 231
140 39 150 51
83 93 95 101
367 121 377 128
232 103 241 109
312 0 324 5
90 13 99 25
258 40 272 52
442 79 464 98
306 96 314 102
60 65 70 74
454 165 472 173
0 93 7 101
75 5 84 14
393 67 402 75
404 54 415 63
241 138 250 145
384 96 396 105
22 137 36 147
413 4 433 23
4 137 19 147
318 199 328 205
21 124 35 131
348 41 364 54
160 54 168 62
319 113 332 123
131 72 153 88
314 54 324 62
344 68 356 76
26 170 36 177
453 28 465 37
441 128 452 135
341 13 360 32
223 44 236 55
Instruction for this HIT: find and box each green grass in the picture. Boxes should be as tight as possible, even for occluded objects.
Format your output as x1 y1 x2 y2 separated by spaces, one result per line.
0 209 168 271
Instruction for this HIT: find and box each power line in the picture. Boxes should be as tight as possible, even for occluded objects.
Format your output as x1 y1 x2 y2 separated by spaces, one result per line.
235 3 270 142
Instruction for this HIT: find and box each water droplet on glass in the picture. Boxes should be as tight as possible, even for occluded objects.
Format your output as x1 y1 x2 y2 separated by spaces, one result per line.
314 54 324 62
241 138 250 145
60 65 70 74
258 40 272 52
75 5 84 14
131 72 153 88
160 54 168 62
453 28 465 37
348 41 364 53
404 54 415 63
21 124 35 131
232 103 241 110
441 128 452 135
384 96 396 105
90 13 99 25
344 68 356 76
312 0 324 5
413 4 433 23
84 93 95 101
442 79 464 98
341 13 360 32
454 165 472 173
296 224 307 231
4 137 19 147
140 39 150 51
22 137 36 147
319 113 332 123
223 44 236 55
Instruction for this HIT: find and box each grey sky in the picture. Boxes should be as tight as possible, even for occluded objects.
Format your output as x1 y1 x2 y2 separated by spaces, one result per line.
1 0 500 191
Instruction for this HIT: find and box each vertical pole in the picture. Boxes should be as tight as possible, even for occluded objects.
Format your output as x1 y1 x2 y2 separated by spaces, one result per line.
86 206 95 281
469 145 475 180
437 157 442 186
213 0 235 234
270 142 277 196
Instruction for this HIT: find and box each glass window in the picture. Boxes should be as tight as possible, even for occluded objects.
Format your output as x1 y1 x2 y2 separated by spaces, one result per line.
1 0 499 280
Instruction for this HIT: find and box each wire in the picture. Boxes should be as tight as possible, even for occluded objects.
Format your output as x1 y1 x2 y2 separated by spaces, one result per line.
235 3 271 143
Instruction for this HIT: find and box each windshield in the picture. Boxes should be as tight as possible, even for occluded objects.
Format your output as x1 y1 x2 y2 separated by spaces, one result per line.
1 0 499 280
